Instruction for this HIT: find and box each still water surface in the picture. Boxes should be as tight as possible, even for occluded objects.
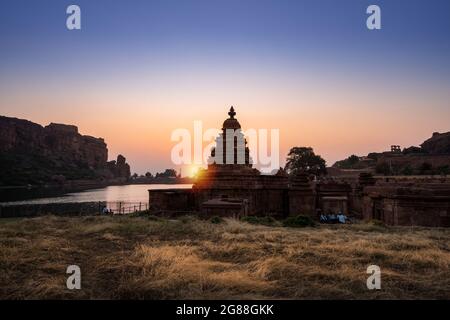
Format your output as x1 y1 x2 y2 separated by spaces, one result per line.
0 184 192 206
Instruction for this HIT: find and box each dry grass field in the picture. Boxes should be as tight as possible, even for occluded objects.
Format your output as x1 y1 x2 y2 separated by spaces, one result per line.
0 214 449 299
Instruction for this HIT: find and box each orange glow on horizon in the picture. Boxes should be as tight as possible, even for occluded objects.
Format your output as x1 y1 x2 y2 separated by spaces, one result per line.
1 66 449 175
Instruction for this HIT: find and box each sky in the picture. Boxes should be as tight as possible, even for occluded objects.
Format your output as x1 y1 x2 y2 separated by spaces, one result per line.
1 0 450 175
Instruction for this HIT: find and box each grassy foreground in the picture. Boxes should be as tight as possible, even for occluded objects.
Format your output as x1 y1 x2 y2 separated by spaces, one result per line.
0 215 449 299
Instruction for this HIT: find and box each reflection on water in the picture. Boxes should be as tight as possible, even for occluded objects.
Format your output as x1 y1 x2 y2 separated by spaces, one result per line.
0 184 192 206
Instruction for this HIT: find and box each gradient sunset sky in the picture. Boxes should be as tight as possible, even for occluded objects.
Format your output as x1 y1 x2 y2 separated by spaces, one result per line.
1 0 450 175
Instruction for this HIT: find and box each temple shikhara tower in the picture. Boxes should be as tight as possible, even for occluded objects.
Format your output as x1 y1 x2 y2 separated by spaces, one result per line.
190 107 291 216
208 106 252 167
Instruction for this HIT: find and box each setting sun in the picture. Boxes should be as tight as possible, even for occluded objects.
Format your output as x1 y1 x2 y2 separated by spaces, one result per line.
187 165 201 178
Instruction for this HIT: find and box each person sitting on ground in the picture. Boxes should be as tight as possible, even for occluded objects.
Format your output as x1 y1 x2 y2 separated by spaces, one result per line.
329 213 337 223
337 212 346 224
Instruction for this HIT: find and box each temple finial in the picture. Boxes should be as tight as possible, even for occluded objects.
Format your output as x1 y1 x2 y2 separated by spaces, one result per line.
228 106 236 119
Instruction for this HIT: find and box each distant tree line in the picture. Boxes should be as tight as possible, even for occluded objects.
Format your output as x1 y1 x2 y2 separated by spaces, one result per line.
375 162 449 176
131 168 180 180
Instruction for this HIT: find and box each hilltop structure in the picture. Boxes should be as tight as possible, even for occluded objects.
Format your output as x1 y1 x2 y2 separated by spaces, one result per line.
148 107 450 227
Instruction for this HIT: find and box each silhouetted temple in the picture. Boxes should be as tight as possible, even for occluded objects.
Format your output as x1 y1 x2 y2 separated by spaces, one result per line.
150 107 346 218
149 107 450 227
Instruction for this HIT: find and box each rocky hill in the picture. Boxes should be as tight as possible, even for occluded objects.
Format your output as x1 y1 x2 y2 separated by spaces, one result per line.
0 116 130 186
421 132 450 154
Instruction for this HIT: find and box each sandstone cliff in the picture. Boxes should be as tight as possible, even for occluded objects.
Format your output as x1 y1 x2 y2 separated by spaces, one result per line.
0 116 130 186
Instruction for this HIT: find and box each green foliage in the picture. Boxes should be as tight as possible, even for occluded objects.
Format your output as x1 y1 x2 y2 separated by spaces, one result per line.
155 169 178 178
401 165 413 176
368 219 386 227
146 215 162 221
419 162 433 174
210 216 224 224
437 165 450 175
402 146 423 155
241 216 278 226
129 211 161 221
284 147 327 176
180 215 196 224
333 154 360 169
367 153 379 161
375 162 391 175
283 215 316 228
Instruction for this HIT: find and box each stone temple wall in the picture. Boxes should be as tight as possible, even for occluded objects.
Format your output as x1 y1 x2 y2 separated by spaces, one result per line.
149 189 196 213
194 188 288 217
148 175 354 219
149 178 450 227
362 184 450 227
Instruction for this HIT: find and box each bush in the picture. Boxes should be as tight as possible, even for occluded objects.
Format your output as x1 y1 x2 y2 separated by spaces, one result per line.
419 162 433 174
375 162 391 175
437 165 450 175
401 165 413 176
283 215 316 228
180 215 196 224
146 215 161 221
367 219 386 227
241 216 278 226
210 216 224 224
130 210 149 217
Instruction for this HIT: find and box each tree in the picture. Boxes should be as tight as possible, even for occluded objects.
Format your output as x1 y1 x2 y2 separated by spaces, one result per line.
437 165 449 176
402 146 423 155
284 147 327 176
155 168 178 178
145 172 153 178
401 165 413 176
375 162 390 175
333 154 360 169
419 162 433 175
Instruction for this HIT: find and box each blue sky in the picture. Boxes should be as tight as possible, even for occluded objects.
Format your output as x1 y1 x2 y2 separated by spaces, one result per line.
0 0 449 174
0 0 450 67
1 0 450 78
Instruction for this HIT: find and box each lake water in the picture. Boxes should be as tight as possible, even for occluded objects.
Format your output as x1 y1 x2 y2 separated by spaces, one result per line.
0 184 192 206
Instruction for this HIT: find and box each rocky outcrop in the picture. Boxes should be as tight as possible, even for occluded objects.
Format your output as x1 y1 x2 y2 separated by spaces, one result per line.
0 116 130 185
107 155 131 179
421 132 450 155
